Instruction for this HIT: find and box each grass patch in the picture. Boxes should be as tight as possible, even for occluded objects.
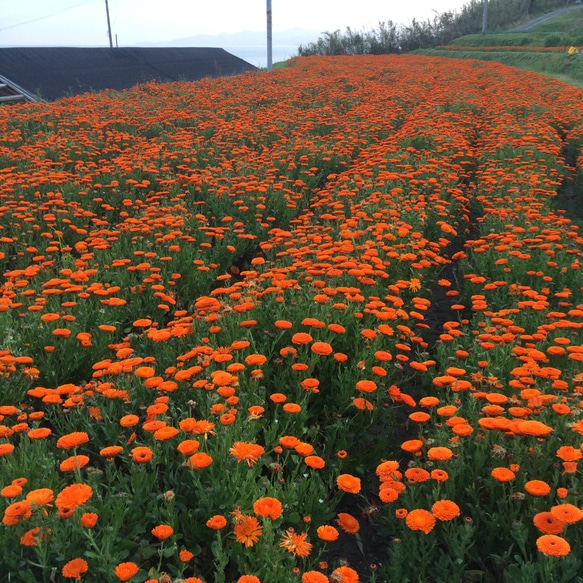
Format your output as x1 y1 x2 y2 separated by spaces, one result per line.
416 48 583 86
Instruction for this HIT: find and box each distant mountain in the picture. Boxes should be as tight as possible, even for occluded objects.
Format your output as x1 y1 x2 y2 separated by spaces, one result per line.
134 28 321 49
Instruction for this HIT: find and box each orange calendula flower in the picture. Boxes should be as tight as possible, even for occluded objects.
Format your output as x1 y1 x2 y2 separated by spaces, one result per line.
81 512 98 528
556 446 582 462
119 415 139 427
26 488 54 508
130 446 153 464
550 504 583 524
115 562 139 581
525 480 551 497
291 333 313 345
233 515 262 547
301 572 328 583
279 528 312 557
317 525 339 541
406 508 436 534
533 512 565 535
304 455 325 469
206 515 227 530
3 500 32 525
431 500 460 521
536 534 571 557
187 452 213 469
356 380 377 393
336 512 360 533
100 446 123 459
151 524 173 540
330 566 359 582
62 558 88 580
230 442 265 466
337 474 361 494
55 484 92 512
427 447 453 461
311 342 333 356
253 497 283 520
56 432 89 449
60 455 90 472
491 467 516 482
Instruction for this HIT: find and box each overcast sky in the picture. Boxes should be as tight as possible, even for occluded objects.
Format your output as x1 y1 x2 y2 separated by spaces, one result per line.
1 0 471 46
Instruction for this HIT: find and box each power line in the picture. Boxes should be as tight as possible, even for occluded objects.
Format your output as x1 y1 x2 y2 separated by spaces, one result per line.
0 0 95 32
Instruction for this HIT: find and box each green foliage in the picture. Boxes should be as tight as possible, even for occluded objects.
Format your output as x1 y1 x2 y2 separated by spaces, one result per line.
297 1 580 57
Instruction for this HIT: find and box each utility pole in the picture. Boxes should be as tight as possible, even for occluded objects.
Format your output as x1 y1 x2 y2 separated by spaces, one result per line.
266 0 273 71
482 0 488 35
105 0 113 48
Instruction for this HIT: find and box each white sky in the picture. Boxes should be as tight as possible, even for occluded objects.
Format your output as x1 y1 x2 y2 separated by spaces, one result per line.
1 0 471 46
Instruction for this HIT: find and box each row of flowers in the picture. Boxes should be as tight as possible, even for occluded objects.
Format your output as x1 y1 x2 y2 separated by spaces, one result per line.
0 55 582 582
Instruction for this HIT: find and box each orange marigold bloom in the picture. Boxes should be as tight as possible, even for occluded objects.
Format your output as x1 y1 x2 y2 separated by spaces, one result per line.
60 455 90 472
206 515 227 530
237 577 260 583
26 488 54 507
405 467 430 483
234 515 262 547
302 572 329 583
27 427 52 439
337 474 361 494
525 480 551 497
279 529 312 557
291 333 313 345
280 435 300 448
409 412 430 423
406 508 436 534
311 342 333 356
100 446 123 458
427 447 453 461
491 467 515 482
180 550 194 562
230 442 264 466
130 446 153 464
556 446 582 462
20 526 49 546
253 497 283 520
536 534 571 557
317 525 339 541
376 460 400 480
401 440 423 453
177 440 200 456
431 469 449 482
431 500 460 521
3 500 32 525
56 432 89 449
115 562 139 581
550 504 583 524
188 452 213 469
304 455 325 469
336 512 360 533
152 525 173 540
533 512 565 535
62 558 88 580
119 415 139 427
356 380 377 393
81 512 98 528
515 420 553 437
330 566 359 582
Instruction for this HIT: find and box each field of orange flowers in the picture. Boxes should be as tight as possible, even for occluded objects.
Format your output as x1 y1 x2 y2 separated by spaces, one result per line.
0 54 582 583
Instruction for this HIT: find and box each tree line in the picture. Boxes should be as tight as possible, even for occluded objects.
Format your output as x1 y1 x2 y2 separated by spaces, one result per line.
297 0 572 56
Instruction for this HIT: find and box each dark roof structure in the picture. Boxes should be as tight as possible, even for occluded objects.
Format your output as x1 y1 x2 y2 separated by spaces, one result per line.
0 47 256 102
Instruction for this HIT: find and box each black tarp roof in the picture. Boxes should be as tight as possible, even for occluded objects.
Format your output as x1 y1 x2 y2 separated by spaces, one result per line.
0 47 256 102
